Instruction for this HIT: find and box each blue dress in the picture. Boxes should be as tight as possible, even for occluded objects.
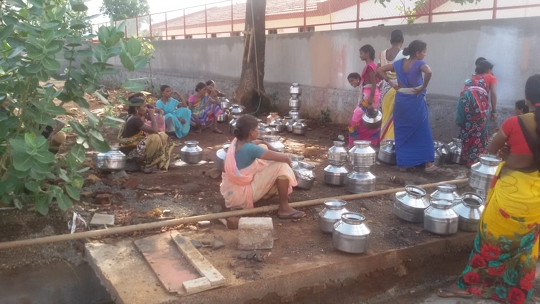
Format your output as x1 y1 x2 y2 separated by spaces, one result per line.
156 98 191 138
393 59 435 168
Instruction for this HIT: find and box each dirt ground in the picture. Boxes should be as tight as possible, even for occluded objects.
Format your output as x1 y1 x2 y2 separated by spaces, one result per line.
0 88 473 279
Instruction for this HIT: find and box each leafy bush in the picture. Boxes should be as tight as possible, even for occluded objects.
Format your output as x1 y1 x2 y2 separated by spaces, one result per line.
0 0 149 214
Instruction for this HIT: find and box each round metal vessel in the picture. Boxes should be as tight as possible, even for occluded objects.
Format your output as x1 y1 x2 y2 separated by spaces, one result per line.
96 146 127 172
332 212 371 254
362 109 382 129
217 113 228 123
430 184 459 203
180 140 203 164
469 154 501 191
289 97 300 109
348 140 376 167
328 141 348 166
377 140 396 165
292 119 307 135
393 186 430 223
218 97 230 110
289 83 302 97
424 199 459 235
215 142 230 172
346 166 376 193
294 161 316 190
323 164 349 186
319 200 349 233
452 193 484 232
262 135 285 153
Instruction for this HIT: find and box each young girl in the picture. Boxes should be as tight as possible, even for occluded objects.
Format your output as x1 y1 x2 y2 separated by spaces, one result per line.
347 45 381 147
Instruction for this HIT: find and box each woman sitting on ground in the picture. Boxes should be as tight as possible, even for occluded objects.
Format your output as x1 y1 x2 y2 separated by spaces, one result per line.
188 82 223 134
515 99 529 115
438 74 540 304
118 96 174 173
220 115 305 225
156 85 191 138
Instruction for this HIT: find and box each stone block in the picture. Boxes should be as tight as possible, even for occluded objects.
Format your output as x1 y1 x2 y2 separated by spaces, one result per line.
95 194 111 206
238 217 273 250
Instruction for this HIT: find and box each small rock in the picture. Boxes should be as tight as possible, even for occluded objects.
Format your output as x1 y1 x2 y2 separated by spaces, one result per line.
181 183 201 195
190 240 202 249
198 221 211 227
109 170 128 181
201 239 212 245
122 177 139 190
85 174 101 182
246 251 256 260
95 194 111 206
237 252 248 259
80 191 94 199
163 209 171 214
187 225 198 231
212 235 225 250
254 252 263 262
205 168 221 179
212 205 223 213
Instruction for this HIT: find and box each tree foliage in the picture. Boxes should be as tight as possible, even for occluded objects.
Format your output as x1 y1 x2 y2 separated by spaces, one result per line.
100 0 150 21
0 0 149 214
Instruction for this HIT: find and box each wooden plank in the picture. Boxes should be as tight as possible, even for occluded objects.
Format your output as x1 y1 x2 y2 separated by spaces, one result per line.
170 231 226 287
183 277 212 294
134 233 199 295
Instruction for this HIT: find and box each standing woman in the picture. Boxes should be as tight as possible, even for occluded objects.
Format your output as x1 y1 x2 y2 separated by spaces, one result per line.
347 45 381 148
377 40 439 172
155 85 191 139
456 60 498 167
438 75 540 303
378 29 407 141
188 82 223 134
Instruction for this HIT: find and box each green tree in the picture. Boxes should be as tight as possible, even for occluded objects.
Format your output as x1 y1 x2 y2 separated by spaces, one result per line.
0 0 149 214
100 0 149 20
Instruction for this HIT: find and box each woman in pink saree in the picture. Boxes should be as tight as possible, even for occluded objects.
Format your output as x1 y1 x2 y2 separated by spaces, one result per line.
220 115 305 227
347 45 381 147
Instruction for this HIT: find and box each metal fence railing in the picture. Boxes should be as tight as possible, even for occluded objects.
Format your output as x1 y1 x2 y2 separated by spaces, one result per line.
91 0 540 40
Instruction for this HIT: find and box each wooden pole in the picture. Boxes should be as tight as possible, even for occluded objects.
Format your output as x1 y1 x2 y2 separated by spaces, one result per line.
0 179 468 250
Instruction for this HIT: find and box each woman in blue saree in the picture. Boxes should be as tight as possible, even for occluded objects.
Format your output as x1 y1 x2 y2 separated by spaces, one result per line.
156 85 191 139
377 40 440 172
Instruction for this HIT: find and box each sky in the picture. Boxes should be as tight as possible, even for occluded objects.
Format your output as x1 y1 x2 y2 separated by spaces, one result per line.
87 0 246 24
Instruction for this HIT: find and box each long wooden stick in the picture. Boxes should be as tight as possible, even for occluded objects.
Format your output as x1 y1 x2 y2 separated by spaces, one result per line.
0 179 468 250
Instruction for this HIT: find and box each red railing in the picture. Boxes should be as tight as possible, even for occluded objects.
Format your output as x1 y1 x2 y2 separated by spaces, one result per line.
92 0 540 40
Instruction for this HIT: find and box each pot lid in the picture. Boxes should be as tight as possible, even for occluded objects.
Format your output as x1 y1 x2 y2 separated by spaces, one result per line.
324 199 347 209
436 184 457 193
479 154 501 166
405 185 426 198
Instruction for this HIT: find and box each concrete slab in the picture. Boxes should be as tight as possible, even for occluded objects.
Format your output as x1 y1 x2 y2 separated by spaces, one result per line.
85 240 178 304
134 233 199 295
90 213 115 226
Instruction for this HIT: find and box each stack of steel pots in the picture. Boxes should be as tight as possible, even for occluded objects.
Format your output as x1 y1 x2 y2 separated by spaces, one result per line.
393 185 430 222
294 161 316 190
289 83 301 120
447 138 463 164
377 140 396 165
319 199 349 233
332 212 371 254
228 104 245 134
469 154 501 202
324 141 349 186
215 142 230 172
346 140 376 193
217 97 230 123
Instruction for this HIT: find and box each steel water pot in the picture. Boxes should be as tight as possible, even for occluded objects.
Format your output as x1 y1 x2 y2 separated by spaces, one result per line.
215 142 230 172
346 166 376 193
348 140 376 167
324 164 349 186
229 104 244 115
289 97 300 109
448 138 463 164
328 141 348 166
393 186 430 223
262 135 285 153
292 119 307 135
378 140 396 165
229 115 241 134
96 146 127 172
284 116 294 133
218 97 230 110
267 112 279 124
424 199 459 235
257 123 272 139
434 141 449 165
290 154 304 170
430 184 460 203
452 193 484 232
217 113 228 123
332 212 371 254
289 83 302 97
271 119 286 133
362 109 382 130
319 200 349 233
294 161 316 190
180 140 203 164
469 154 501 191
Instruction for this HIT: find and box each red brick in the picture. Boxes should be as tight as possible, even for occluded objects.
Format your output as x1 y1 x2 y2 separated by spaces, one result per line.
122 178 139 190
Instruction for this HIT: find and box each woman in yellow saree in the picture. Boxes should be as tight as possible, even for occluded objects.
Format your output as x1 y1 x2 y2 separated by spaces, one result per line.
118 96 174 173
439 75 540 304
